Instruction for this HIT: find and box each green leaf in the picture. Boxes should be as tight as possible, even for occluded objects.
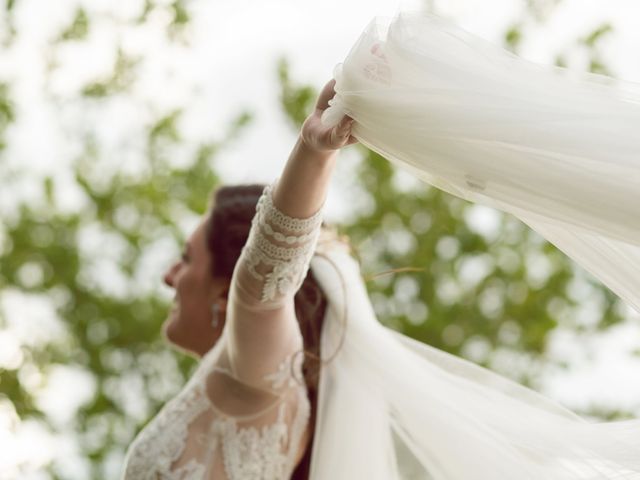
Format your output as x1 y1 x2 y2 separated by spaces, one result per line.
582 23 613 47
504 25 522 52
60 8 89 41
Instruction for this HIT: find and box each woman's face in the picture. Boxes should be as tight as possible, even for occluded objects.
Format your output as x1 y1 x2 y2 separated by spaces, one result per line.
162 216 230 358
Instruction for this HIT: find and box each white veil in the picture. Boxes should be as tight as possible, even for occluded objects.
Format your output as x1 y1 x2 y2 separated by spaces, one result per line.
307 8 640 479
308 240 640 479
321 9 640 314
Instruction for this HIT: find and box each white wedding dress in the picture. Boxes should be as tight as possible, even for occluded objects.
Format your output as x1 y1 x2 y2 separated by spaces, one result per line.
121 181 322 479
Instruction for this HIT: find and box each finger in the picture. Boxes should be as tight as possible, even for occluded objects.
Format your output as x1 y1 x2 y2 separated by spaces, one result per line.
336 118 352 135
338 115 353 128
333 118 354 145
334 117 354 140
315 79 337 111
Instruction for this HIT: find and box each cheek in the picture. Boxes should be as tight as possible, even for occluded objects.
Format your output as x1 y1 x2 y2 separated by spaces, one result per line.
176 268 210 303
176 269 194 296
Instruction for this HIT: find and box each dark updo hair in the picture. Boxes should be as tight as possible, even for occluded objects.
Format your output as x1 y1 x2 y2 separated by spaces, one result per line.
205 183 341 479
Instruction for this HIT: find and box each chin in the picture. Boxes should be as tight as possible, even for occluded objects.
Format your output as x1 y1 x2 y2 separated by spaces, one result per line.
161 317 177 342
162 316 189 349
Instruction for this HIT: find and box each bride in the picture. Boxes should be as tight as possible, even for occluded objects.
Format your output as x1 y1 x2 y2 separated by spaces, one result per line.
120 79 358 479
122 8 640 480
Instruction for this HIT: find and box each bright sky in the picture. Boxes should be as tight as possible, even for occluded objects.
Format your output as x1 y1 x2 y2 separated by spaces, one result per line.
2 0 640 477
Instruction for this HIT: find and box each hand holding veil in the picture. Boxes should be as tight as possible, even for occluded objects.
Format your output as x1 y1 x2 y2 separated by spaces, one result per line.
307 8 640 479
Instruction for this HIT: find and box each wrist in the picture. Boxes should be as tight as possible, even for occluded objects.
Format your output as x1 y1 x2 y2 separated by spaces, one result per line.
297 135 339 163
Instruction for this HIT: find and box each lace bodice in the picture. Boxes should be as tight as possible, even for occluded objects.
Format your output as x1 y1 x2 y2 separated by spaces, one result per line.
121 179 324 480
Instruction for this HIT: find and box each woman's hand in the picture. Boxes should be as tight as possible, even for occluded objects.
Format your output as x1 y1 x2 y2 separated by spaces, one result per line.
300 79 358 153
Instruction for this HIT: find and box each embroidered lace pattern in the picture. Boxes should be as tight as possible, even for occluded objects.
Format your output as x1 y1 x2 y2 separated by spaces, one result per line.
121 381 211 480
215 384 310 480
242 180 324 304
121 352 311 480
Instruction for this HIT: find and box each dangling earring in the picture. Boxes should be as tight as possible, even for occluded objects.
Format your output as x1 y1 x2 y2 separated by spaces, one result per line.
211 303 220 329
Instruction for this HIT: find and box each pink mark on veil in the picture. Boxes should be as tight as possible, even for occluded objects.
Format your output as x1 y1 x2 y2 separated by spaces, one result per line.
364 42 391 85
370 42 388 61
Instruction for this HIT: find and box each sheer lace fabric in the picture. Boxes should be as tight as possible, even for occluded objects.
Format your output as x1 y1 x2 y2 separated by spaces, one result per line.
121 179 322 480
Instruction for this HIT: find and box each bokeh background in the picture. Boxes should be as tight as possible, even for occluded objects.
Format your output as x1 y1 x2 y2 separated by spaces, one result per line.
2 0 640 478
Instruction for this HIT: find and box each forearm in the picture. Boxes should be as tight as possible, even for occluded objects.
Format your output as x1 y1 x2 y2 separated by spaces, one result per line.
271 135 337 219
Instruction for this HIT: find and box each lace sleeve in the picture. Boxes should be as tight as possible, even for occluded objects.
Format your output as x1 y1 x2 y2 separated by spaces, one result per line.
236 179 324 308
223 177 325 389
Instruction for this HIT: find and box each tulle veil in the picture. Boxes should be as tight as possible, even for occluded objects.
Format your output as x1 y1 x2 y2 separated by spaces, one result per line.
307 7 640 479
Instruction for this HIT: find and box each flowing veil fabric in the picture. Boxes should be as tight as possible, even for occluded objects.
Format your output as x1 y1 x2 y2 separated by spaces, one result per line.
308 7 640 479
321 9 640 314
309 242 640 479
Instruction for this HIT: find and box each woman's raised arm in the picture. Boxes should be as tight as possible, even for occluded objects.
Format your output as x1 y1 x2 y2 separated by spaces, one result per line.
272 78 356 219
222 79 356 389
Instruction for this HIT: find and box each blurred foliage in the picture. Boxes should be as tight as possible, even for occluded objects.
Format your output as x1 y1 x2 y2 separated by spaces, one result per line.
504 0 565 54
82 48 141 98
504 2 616 78
278 59 317 127
582 23 614 47
0 102 243 479
525 0 564 23
170 0 190 27
0 2 636 479
0 83 13 152
0 3 250 478
504 24 523 51
1 0 16 44
60 8 89 42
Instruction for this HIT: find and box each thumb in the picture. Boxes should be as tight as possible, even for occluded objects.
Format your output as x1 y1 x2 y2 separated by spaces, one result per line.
315 79 337 111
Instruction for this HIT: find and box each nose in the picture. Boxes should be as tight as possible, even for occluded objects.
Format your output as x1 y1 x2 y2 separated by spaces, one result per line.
163 262 178 288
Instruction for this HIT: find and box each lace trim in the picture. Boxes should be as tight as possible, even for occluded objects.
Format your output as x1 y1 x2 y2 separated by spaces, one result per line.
262 221 318 244
248 221 317 261
242 179 325 303
258 181 324 233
